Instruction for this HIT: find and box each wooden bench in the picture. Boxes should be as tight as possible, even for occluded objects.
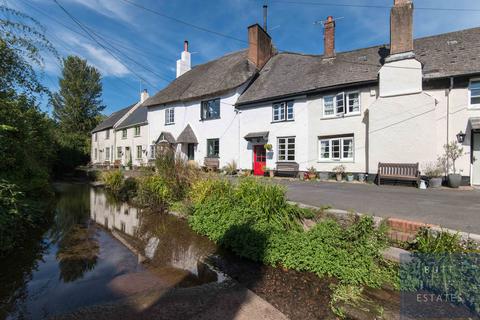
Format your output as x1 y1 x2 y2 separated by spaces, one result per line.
275 162 299 177
377 162 421 186
203 158 220 171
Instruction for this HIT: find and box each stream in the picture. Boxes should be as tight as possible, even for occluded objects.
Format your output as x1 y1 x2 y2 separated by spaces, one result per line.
0 182 338 319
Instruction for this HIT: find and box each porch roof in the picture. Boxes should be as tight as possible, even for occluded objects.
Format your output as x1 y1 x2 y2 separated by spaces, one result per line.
470 117 480 131
176 124 198 144
155 131 176 144
244 131 269 141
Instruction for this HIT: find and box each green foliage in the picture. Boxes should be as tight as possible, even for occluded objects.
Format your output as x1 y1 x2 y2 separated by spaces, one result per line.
188 177 395 289
222 160 238 175
136 175 173 209
409 227 467 253
443 141 465 174
100 170 124 194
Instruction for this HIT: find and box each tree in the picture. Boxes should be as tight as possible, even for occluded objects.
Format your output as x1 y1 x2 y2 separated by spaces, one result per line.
51 56 105 134
51 56 105 168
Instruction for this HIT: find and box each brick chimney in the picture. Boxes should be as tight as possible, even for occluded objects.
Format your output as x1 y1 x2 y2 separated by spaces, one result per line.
176 40 191 78
323 16 335 58
248 24 274 69
390 0 414 55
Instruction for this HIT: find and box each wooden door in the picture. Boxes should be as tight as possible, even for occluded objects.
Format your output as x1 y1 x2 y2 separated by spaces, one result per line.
253 145 266 176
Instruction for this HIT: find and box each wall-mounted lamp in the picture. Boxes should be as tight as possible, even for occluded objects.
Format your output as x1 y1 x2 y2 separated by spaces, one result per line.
456 131 466 143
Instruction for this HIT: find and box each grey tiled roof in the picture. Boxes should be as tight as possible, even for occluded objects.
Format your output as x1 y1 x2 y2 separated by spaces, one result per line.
177 124 198 144
142 50 257 107
92 103 136 133
244 131 269 140
237 27 480 105
116 105 147 130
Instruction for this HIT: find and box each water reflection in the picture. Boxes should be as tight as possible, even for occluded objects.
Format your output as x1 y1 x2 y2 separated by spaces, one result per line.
90 188 220 286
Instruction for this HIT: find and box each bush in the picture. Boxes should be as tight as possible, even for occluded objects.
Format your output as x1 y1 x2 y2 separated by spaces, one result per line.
101 170 123 194
188 177 395 288
222 160 237 175
136 174 173 209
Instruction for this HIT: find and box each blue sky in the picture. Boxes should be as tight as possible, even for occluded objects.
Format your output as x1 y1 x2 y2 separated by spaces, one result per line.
7 0 480 115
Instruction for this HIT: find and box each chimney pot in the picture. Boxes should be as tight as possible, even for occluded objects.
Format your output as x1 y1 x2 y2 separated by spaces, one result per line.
184 40 189 52
247 24 274 69
323 16 335 58
140 89 149 103
176 40 191 78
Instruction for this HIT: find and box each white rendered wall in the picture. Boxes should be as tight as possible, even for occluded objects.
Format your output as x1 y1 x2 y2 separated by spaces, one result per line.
91 129 114 164
114 124 149 166
147 87 246 169
379 58 422 97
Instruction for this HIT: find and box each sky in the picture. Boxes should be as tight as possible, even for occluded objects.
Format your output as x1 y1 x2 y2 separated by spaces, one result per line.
5 0 480 115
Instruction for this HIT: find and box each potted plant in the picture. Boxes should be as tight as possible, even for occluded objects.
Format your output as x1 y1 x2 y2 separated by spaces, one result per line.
358 173 366 182
333 165 346 182
423 159 444 188
443 141 464 188
306 166 317 180
264 143 272 151
263 166 274 178
346 173 354 182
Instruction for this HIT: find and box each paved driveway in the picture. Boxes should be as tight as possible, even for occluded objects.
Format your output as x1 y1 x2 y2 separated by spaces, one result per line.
276 180 480 234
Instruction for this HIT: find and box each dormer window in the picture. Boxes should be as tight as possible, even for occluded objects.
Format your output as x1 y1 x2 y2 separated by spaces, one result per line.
272 101 294 122
323 91 360 118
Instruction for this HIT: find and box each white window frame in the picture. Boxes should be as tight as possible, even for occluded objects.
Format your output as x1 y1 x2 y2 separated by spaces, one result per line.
122 128 127 139
136 145 142 159
94 132 97 142
105 129 110 140
318 135 354 162
165 107 175 124
134 126 141 136
469 79 480 108
94 148 97 160
277 136 296 162
117 146 122 159
105 147 110 161
322 91 361 118
149 145 156 159
272 101 294 122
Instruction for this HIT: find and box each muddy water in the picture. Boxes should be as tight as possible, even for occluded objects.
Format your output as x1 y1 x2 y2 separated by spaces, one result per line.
0 183 220 320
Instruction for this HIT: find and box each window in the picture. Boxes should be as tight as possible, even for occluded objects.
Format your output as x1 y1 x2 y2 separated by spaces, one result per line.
122 129 127 139
323 92 361 117
206 139 219 158
120 222 126 233
134 126 141 136
105 147 110 160
117 147 122 159
272 101 294 122
201 99 220 120
105 130 110 140
318 136 354 161
470 80 480 106
165 108 175 124
149 145 156 159
136 145 142 159
278 137 295 161
94 133 97 142
94 148 97 160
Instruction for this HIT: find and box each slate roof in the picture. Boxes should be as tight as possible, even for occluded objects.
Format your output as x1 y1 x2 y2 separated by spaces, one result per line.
177 124 198 144
143 50 257 107
92 103 136 133
237 27 480 105
244 131 269 140
116 105 147 130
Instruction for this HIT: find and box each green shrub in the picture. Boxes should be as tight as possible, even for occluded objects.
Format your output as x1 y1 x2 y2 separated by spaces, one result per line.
100 170 123 194
409 227 464 253
222 160 237 175
118 177 138 201
188 177 395 289
136 174 173 209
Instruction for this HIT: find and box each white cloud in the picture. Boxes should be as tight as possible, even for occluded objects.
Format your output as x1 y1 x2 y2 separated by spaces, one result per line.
64 0 133 23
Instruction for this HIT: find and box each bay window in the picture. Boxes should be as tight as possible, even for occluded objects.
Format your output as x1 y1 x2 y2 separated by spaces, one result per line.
323 92 360 117
278 137 295 161
318 135 354 161
272 101 294 122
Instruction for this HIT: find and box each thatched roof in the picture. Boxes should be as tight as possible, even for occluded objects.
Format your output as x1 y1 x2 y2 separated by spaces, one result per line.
155 131 176 144
143 50 257 107
177 124 198 144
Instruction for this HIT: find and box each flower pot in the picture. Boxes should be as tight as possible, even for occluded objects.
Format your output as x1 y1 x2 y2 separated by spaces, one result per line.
336 173 343 182
269 171 274 178
358 173 366 182
448 174 462 188
319 172 329 181
428 177 442 188
308 173 317 180
346 174 354 182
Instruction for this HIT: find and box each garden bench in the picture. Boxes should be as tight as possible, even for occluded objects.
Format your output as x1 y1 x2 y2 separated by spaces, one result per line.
203 158 219 171
377 162 421 186
275 162 299 177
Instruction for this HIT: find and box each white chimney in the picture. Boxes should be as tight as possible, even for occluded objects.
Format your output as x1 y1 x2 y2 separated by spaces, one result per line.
176 40 191 78
140 89 149 103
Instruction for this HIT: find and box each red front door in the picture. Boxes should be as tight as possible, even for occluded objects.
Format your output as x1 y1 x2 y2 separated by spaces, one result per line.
253 145 266 176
